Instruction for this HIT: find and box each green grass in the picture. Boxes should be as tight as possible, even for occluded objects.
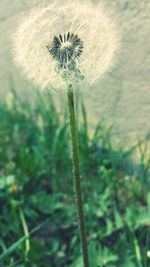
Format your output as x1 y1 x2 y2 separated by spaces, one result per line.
0 88 150 267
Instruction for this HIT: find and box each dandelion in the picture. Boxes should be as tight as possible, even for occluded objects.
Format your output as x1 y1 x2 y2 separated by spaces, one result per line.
12 0 120 90
12 1 120 266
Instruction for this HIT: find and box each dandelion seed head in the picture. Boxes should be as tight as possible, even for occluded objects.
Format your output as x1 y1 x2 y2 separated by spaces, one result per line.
47 32 83 69
12 0 120 90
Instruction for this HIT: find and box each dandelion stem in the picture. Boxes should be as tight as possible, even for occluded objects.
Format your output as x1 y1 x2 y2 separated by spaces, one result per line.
67 84 90 267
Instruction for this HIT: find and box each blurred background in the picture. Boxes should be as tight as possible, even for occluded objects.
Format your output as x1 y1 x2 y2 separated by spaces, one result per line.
0 0 150 144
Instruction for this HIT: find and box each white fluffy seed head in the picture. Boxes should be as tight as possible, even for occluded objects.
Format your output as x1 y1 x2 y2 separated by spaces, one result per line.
12 0 120 90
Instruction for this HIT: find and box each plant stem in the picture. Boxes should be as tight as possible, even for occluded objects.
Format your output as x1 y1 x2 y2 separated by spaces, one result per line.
133 233 143 267
67 84 90 267
19 208 30 257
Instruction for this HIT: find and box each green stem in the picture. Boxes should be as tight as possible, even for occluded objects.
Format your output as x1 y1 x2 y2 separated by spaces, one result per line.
19 208 30 257
67 84 90 267
133 233 142 267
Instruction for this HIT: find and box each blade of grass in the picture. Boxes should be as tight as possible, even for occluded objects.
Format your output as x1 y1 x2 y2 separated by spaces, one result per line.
0 219 49 262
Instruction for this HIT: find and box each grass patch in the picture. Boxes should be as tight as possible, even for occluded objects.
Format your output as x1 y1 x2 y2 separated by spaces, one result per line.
0 88 150 267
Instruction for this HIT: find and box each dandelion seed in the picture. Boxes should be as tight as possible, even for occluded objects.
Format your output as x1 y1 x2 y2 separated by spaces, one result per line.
47 32 83 69
12 0 120 90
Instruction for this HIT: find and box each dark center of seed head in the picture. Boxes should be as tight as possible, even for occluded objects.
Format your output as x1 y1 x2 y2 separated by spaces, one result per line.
47 32 83 68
